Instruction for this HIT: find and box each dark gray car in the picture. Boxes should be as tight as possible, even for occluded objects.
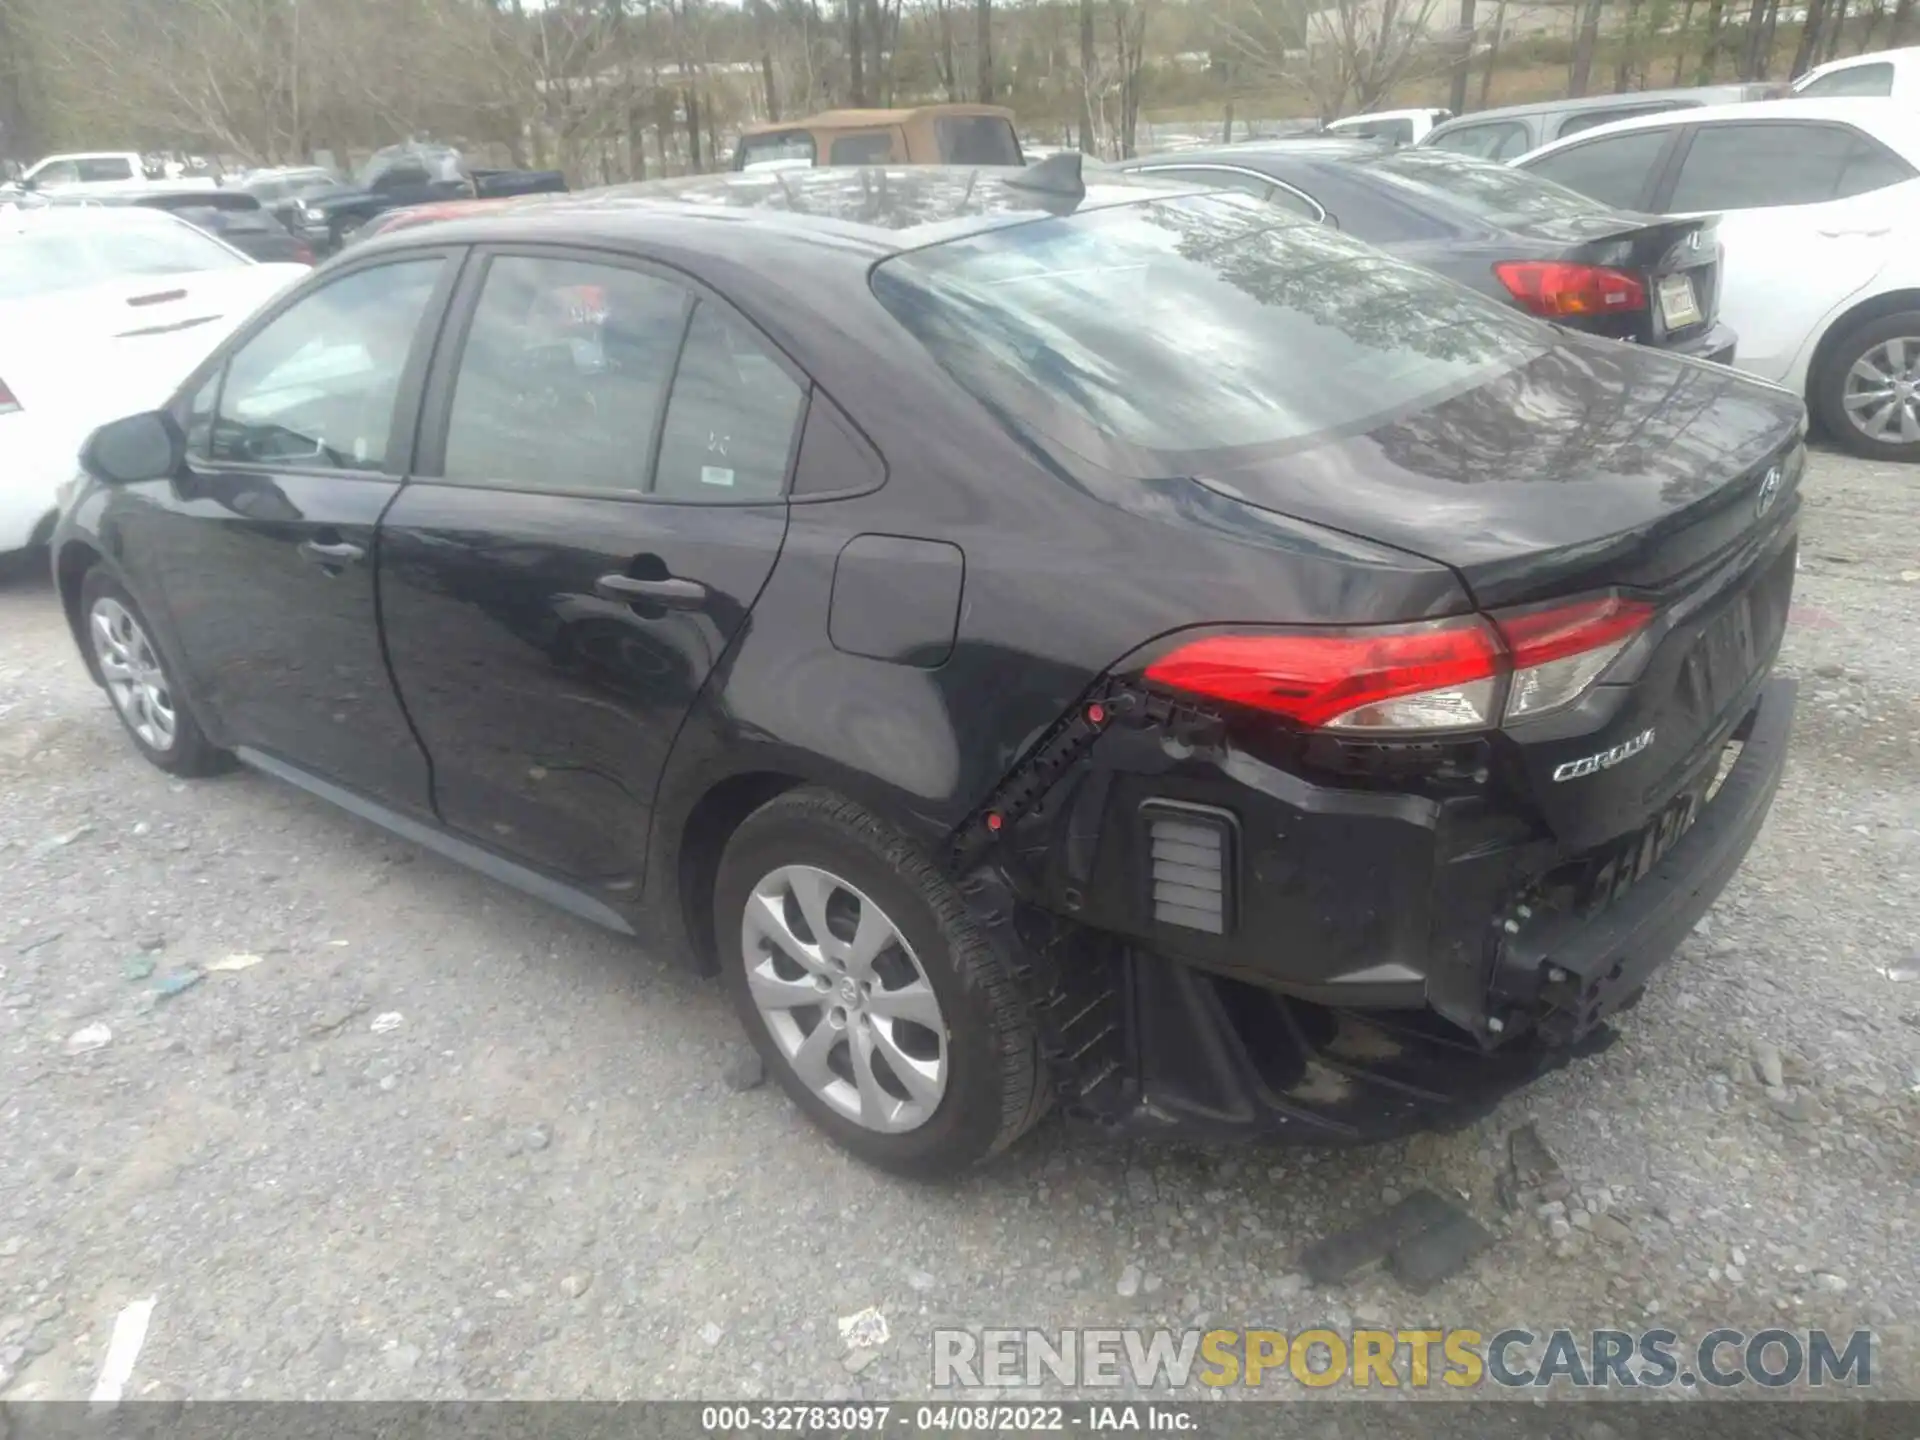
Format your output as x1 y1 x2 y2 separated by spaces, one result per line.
1421 83 1780 161
1114 140 1736 362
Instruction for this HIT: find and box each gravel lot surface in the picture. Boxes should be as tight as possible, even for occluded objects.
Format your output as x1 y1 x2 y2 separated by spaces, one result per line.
1 447 1915 1407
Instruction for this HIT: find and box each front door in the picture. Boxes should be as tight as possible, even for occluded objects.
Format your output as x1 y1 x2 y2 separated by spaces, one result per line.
133 253 456 812
378 250 807 889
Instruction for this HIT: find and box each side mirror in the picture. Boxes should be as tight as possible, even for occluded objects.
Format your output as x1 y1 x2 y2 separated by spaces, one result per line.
81 411 184 485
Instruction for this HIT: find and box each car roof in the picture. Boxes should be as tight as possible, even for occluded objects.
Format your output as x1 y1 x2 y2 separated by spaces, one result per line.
1328 108 1448 124
1122 137 1388 166
379 165 1198 257
0 204 195 236
738 104 1014 140
1519 95 1920 156
1432 83 1772 128
1799 43 1920 74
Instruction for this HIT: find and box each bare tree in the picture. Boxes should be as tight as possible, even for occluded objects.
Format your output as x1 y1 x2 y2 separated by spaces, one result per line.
1569 0 1606 95
976 0 993 101
1078 0 1096 148
1221 0 1443 118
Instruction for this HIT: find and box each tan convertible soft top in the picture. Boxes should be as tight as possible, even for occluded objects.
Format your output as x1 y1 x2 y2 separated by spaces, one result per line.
732 104 1023 170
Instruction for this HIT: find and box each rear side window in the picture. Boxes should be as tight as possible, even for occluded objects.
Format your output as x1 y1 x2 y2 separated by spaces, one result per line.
935 116 1023 165
1555 103 1683 138
211 259 443 473
1523 128 1669 209
829 132 896 164
1667 122 1912 209
872 193 1543 457
1428 121 1530 160
443 257 688 495
736 131 816 169
1795 61 1894 97
652 303 806 501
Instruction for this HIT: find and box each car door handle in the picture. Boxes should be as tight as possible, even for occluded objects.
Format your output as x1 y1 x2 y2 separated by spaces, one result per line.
595 573 708 609
299 538 365 566
1818 226 1891 238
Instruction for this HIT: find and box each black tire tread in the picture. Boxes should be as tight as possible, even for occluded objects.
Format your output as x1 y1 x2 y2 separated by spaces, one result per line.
78 566 231 778
720 786 1049 1171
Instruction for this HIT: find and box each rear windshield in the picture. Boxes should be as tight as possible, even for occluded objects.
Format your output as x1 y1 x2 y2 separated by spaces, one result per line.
1359 147 1624 226
872 193 1544 458
0 213 245 301
937 116 1024 165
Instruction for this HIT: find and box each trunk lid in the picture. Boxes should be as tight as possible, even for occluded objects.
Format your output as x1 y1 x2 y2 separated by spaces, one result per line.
1191 332 1803 609
1557 213 1721 348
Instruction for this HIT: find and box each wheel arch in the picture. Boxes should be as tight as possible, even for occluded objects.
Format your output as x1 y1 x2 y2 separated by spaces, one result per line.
1802 287 1920 405
673 769 810 974
56 539 106 684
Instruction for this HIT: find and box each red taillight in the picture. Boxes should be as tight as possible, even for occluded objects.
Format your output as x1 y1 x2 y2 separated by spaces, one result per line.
1142 595 1656 734
292 242 316 264
0 376 17 415
1143 619 1502 732
1496 595 1654 721
1494 261 1646 319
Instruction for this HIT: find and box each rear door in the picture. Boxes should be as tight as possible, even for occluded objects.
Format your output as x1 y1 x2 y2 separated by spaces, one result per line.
132 251 456 812
1648 117 1916 382
378 248 806 887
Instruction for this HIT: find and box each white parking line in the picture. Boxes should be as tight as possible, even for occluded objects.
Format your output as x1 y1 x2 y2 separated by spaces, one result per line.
90 1296 156 1407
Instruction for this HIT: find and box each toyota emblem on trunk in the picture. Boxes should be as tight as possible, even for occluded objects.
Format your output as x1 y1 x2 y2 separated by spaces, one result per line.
1756 464 1782 517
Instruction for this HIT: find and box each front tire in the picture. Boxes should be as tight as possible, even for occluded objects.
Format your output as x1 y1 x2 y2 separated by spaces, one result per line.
714 787 1047 1176
1812 310 1920 462
80 568 229 777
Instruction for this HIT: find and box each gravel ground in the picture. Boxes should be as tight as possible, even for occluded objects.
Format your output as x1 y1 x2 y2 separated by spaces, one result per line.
1 447 1916 1406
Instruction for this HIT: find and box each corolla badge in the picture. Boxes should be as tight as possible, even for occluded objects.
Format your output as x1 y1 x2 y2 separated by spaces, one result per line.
1755 464 1782 518
1553 728 1655 783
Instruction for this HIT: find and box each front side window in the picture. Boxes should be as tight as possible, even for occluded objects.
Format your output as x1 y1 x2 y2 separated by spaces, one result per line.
1795 61 1894 97
1428 122 1530 160
28 159 79 187
1523 128 1669 210
1667 122 1887 210
442 256 689 495
210 259 443 472
652 302 806 501
829 132 896 164
872 193 1542 459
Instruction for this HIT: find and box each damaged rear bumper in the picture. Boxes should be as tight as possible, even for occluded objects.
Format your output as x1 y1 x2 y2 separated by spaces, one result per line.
964 678 1795 1144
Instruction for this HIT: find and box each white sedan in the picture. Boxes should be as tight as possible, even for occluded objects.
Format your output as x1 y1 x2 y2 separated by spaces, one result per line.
0 207 308 556
1513 98 1920 460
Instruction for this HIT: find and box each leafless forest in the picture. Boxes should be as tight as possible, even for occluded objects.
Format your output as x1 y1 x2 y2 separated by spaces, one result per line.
0 0 1913 179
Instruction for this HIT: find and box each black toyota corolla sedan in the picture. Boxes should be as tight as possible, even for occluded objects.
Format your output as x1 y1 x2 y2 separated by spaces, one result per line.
53 159 1803 1175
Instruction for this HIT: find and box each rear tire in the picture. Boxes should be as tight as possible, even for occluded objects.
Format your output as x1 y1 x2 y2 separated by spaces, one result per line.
1811 309 1920 463
714 787 1047 1177
80 568 230 778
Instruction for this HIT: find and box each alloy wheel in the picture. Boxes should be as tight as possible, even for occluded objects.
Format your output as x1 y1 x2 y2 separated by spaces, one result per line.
89 597 177 752
1842 335 1920 446
741 864 948 1133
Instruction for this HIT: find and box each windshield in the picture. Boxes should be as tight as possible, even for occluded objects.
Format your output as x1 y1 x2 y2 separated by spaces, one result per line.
871 193 1543 459
1360 147 1622 225
0 212 246 301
